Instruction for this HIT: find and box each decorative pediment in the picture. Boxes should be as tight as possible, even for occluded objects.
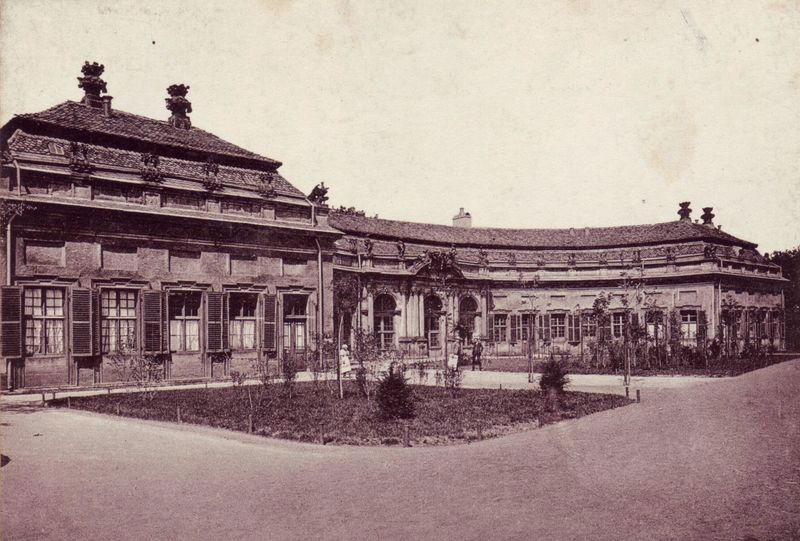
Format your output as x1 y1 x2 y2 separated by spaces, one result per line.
411 249 464 279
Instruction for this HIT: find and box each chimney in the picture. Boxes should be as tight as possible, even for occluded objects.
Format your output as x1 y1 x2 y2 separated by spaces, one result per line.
701 207 715 227
452 207 472 228
101 95 113 117
677 201 692 222
166 84 192 129
77 61 108 109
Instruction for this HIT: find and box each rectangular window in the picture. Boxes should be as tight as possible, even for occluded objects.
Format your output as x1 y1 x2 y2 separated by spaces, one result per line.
550 313 566 339
492 314 507 343
229 294 257 350
23 288 65 355
582 315 597 338
612 313 626 338
567 314 581 343
101 289 137 353
510 314 521 343
521 313 534 342
680 310 698 345
376 315 394 350
169 292 201 352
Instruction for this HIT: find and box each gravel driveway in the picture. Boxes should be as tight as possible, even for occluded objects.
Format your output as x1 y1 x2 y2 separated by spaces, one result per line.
2 361 799 540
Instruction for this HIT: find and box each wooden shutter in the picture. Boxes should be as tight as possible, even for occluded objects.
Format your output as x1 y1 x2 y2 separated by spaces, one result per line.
206 291 224 353
91 289 101 356
142 290 163 353
510 314 520 342
0 286 22 358
222 293 229 351
542 314 551 341
70 287 93 356
262 294 277 351
307 296 317 350
697 310 707 346
488 314 495 342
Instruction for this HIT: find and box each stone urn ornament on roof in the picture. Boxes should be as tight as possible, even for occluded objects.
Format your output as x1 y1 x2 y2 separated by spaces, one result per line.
166 84 192 129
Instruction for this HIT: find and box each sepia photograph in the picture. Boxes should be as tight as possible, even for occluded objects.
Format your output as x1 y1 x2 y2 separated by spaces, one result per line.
1 1 799 539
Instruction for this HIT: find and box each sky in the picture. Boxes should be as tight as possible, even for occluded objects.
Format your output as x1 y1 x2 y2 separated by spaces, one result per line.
1 0 798 253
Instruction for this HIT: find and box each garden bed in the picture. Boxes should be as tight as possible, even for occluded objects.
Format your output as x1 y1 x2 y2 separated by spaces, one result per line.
50 381 631 446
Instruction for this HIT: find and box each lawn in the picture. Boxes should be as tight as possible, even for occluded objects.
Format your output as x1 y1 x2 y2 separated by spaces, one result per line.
51 381 631 446
480 355 791 377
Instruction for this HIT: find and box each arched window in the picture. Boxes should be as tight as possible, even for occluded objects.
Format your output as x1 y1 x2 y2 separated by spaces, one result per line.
424 295 443 348
458 296 479 343
373 294 396 349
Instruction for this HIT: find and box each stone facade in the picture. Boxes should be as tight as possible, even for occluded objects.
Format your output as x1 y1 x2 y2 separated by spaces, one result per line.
0 65 337 390
329 209 787 361
0 63 788 389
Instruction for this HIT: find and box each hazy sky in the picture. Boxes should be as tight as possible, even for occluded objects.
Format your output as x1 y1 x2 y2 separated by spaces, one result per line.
1 0 798 252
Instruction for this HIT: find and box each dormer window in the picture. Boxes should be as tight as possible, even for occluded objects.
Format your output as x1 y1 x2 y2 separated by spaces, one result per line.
47 142 65 156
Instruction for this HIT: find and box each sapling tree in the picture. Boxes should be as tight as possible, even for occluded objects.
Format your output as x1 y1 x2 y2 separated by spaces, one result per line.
333 273 360 399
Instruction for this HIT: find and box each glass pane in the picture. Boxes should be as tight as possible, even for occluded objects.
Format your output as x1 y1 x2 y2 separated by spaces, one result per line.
45 289 64 316
295 323 305 349
120 320 136 350
283 323 291 348
25 288 42 316
170 320 183 351
230 320 243 350
185 320 200 351
242 321 255 349
45 320 64 354
25 320 41 354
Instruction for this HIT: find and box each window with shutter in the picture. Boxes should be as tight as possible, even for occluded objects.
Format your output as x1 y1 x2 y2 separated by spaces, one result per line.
0 286 23 358
142 291 163 353
567 314 581 343
70 288 93 356
541 314 551 341
206 292 224 352
262 294 277 351
510 314 520 343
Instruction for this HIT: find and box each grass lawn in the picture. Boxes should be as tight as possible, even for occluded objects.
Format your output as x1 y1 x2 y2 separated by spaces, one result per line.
480 355 790 377
51 381 631 446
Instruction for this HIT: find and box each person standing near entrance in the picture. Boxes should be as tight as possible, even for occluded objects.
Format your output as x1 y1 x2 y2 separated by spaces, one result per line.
472 338 483 371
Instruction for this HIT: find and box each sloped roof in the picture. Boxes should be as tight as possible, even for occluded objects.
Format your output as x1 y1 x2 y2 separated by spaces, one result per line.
6 130 305 199
10 101 280 167
328 212 757 249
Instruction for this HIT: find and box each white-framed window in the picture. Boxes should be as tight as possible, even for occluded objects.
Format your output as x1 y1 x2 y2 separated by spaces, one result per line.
521 313 535 342
582 314 597 338
492 314 508 343
229 293 257 350
373 294 396 349
550 313 566 338
169 291 201 352
24 287 65 355
612 313 626 338
680 310 698 344
101 289 137 352
425 296 442 348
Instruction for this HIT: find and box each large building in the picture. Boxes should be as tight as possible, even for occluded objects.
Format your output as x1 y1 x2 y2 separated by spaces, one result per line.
0 63 339 389
329 206 787 361
0 63 788 389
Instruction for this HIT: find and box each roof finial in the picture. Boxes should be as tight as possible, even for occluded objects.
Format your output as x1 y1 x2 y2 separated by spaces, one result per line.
77 61 108 108
677 201 692 222
166 84 192 129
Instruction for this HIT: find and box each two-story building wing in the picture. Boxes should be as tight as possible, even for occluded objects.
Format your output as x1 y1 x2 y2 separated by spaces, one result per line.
0 63 338 389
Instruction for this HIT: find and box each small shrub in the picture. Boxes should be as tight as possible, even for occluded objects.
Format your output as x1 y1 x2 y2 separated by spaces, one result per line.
282 356 298 398
539 355 569 394
376 363 415 420
443 367 463 396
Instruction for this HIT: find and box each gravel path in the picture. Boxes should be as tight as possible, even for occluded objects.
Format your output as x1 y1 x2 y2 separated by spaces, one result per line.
2 361 799 540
